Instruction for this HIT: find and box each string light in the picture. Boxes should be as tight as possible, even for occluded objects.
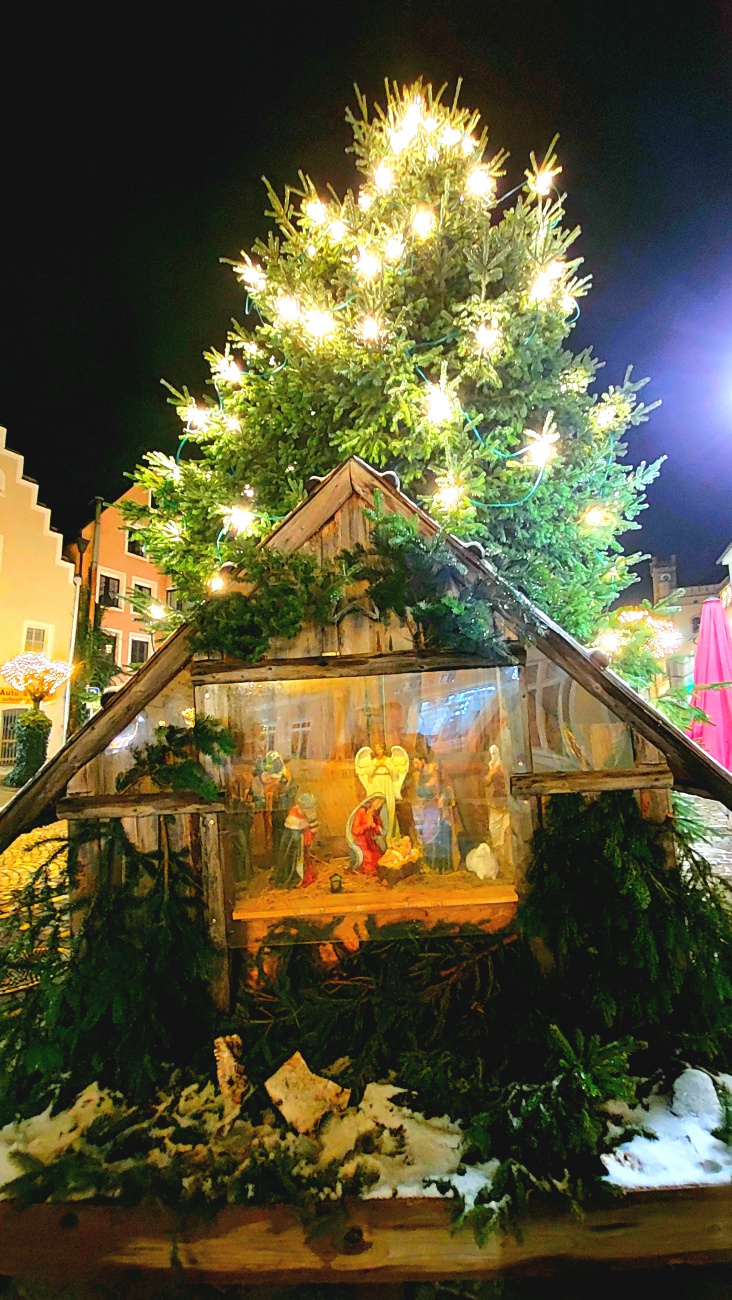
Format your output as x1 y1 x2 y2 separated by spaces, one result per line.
226 504 257 533
162 521 183 541
148 603 166 621
303 198 328 224
306 243 317 258
592 402 617 431
461 136 477 155
582 505 614 528
474 322 501 354
529 260 566 304
529 167 560 197
560 366 589 393
412 207 435 239
236 261 266 292
424 383 456 425
302 307 336 342
466 168 495 199
389 100 423 153
358 190 373 211
222 415 240 433
426 145 438 162
241 340 260 357
384 233 405 263
593 628 625 658
358 315 382 343
274 294 301 324
208 573 225 592
327 219 347 243
355 248 381 279
374 162 394 193
440 125 461 147
213 357 241 384
1 653 71 703
561 292 576 314
433 474 465 512
523 425 560 467
423 115 439 133
184 405 211 430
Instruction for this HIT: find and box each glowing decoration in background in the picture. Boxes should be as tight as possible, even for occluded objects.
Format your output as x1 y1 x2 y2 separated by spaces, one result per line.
424 383 457 425
226 504 257 534
474 322 501 354
274 295 301 324
355 248 381 279
440 125 462 147
412 207 436 239
148 603 166 621
466 168 495 199
433 473 466 513
582 505 614 529
617 609 683 659
327 219 347 243
303 198 328 225
384 233 405 263
529 260 566 304
358 316 382 344
208 573 225 593
373 162 394 193
1 653 72 706
593 628 626 658
302 308 336 342
236 261 266 293
213 357 241 385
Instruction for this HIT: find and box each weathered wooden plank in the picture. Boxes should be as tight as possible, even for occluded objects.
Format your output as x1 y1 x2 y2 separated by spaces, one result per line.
0 627 194 855
199 812 231 1010
0 1188 732 1283
510 765 673 797
191 650 521 685
58 793 226 819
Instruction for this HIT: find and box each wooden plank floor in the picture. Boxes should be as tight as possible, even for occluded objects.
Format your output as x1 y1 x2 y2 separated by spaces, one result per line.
1 1188 732 1284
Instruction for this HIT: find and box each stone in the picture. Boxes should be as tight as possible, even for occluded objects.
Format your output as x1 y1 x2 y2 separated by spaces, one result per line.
671 1068 720 1122
265 1051 351 1134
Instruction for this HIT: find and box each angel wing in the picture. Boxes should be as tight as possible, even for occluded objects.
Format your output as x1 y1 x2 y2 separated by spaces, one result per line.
389 745 410 798
354 745 375 794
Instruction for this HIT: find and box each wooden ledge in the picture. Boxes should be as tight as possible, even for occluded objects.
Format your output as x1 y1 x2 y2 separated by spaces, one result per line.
0 1187 731 1283
511 765 673 798
191 649 524 685
57 792 226 820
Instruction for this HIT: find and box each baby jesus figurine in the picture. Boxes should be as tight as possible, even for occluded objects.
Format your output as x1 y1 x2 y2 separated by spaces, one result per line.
377 835 421 886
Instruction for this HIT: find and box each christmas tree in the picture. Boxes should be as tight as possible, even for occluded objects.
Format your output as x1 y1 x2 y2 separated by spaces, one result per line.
125 80 660 642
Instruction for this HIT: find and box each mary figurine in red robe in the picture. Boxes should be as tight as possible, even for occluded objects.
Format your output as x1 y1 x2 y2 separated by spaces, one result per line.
346 795 386 876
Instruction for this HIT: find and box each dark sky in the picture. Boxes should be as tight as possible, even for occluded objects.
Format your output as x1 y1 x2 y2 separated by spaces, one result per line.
2 1 731 588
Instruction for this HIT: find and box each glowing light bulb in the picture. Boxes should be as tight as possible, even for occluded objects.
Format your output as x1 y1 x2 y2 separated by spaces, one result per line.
593 628 625 657
389 128 410 154
327 219 347 243
222 415 240 433
461 135 477 154
466 168 495 198
241 340 260 357
306 243 317 258
474 322 501 353
545 260 565 281
227 504 256 533
530 168 559 196
424 384 456 425
303 198 328 224
355 248 381 279
302 307 336 342
524 431 559 467
434 477 465 512
583 505 613 529
213 357 241 384
162 520 183 541
561 292 576 314
358 190 373 211
426 144 438 162
384 233 405 263
237 261 266 292
274 294 301 323
359 315 382 343
148 603 165 621
184 405 210 429
593 403 617 431
440 125 462 147
412 207 435 239
529 261 565 304
208 574 225 592
423 115 439 133
374 162 394 193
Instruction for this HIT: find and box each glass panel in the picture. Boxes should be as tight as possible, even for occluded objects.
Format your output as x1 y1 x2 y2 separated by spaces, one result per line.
525 653 634 772
197 667 527 922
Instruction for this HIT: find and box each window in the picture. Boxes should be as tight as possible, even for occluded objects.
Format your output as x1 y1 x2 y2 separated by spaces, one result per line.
98 574 121 608
291 720 311 759
260 722 277 753
133 582 153 599
129 638 150 666
102 632 119 665
166 588 185 613
125 532 145 557
24 626 46 653
1 710 23 766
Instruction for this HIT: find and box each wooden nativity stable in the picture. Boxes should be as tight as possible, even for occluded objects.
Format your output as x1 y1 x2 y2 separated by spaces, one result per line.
3 455 732 1003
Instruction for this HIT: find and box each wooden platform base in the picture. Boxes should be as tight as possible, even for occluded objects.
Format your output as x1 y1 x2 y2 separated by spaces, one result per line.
1 1188 732 1284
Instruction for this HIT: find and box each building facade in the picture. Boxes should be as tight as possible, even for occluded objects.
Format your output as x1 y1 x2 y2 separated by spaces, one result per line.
0 426 77 768
67 486 173 683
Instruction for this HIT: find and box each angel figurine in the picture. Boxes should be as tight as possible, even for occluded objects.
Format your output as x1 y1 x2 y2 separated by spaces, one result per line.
354 741 410 844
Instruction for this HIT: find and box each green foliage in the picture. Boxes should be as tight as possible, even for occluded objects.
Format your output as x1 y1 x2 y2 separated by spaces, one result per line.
345 494 518 658
125 80 661 640
115 717 236 802
189 544 346 657
521 792 732 1062
0 821 217 1120
68 581 119 734
4 709 52 788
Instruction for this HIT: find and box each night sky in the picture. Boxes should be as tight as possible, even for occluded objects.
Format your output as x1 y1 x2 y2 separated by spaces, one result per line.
2 1 731 589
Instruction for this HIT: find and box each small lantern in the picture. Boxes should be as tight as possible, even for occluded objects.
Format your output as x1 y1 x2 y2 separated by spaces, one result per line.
330 873 343 894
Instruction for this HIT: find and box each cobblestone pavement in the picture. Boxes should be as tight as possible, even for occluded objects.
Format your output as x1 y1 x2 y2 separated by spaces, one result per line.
0 820 67 919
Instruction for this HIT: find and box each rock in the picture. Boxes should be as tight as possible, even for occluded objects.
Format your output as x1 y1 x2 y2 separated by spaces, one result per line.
214 1035 249 1110
265 1051 351 1134
671 1068 721 1123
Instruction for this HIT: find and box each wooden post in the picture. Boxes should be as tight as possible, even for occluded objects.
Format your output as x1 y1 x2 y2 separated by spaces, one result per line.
199 812 231 1011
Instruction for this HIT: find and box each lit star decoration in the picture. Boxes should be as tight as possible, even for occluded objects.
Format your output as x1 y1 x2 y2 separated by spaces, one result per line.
1 654 72 707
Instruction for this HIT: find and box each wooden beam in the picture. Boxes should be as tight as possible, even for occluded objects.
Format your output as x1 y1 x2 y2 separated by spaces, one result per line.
0 627 194 855
511 765 673 797
191 649 521 685
57 792 226 820
0 1188 732 1283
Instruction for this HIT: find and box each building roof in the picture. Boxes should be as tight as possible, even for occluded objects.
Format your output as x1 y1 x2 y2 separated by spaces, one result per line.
2 455 732 853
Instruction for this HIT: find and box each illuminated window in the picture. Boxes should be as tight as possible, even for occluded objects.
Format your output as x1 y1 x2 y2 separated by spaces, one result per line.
24 626 46 653
291 720 311 758
129 637 150 666
98 574 121 608
261 722 276 753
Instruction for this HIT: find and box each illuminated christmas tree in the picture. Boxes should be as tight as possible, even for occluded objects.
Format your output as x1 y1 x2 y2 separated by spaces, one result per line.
125 80 660 641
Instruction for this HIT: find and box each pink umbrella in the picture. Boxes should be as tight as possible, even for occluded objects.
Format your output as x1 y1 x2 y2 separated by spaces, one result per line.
688 598 732 770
